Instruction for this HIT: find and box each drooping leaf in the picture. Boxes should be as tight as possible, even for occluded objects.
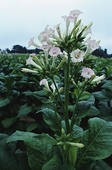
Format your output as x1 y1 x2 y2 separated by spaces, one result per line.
42 108 61 132
7 131 56 170
78 117 112 163
0 133 29 170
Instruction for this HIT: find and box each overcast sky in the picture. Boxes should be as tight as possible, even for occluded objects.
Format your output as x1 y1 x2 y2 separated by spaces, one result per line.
0 0 112 53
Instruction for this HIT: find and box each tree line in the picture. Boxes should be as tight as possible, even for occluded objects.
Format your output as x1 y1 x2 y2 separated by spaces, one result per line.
0 45 112 58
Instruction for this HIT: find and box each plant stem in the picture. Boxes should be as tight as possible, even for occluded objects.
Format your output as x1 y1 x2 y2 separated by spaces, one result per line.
64 51 71 133
52 76 63 107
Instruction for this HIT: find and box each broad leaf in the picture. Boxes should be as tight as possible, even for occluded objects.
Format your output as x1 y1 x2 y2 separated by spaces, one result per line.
72 125 83 139
0 133 29 170
7 131 56 170
17 104 32 118
42 155 62 170
78 118 112 163
42 108 61 132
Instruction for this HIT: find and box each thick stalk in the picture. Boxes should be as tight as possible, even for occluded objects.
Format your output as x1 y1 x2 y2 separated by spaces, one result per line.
64 51 71 133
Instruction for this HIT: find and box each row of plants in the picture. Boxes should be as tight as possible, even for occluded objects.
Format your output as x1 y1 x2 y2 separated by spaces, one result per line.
0 10 112 170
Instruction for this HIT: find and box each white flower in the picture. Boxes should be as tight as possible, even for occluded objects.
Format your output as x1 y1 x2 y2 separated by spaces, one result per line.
26 57 42 70
49 46 61 57
40 79 50 91
91 75 105 84
81 67 95 79
86 38 100 51
45 25 55 37
41 42 52 51
62 9 82 23
38 25 55 43
50 83 56 93
38 31 49 42
40 79 48 86
69 10 82 19
28 37 38 47
71 49 84 63
21 68 37 73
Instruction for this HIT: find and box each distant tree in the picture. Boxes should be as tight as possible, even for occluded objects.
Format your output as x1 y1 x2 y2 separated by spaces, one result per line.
92 47 111 58
11 45 27 53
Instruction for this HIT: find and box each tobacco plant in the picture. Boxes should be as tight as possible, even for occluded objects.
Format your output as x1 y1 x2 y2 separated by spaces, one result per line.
7 10 112 170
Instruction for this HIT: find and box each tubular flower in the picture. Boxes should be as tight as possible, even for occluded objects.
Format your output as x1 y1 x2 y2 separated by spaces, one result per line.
91 75 105 84
21 68 37 73
50 83 56 93
38 31 50 43
62 9 82 23
81 67 95 79
41 41 52 52
39 79 51 92
28 37 38 48
71 49 84 63
49 46 61 57
38 25 54 43
26 56 42 70
86 38 100 51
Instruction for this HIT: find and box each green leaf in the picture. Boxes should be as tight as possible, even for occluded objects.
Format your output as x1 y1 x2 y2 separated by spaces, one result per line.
93 91 107 100
0 133 29 170
79 118 112 162
92 160 112 170
42 155 62 170
27 147 43 170
1 117 17 128
102 80 112 92
7 130 38 143
17 104 32 118
72 125 83 139
7 131 56 170
42 108 61 132
77 160 112 170
26 123 38 132
0 98 10 108
79 91 91 101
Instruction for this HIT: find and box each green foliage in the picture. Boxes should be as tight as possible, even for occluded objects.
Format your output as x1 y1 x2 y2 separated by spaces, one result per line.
41 108 61 132
7 130 56 170
78 117 112 165
0 29 112 170
0 133 29 170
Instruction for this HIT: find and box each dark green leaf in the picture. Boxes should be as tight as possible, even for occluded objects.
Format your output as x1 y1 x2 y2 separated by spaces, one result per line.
0 98 10 108
72 125 83 139
79 118 112 162
17 104 32 118
42 108 61 132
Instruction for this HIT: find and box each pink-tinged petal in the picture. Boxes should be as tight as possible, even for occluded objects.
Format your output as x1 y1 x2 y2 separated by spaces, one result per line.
81 67 95 79
49 46 61 57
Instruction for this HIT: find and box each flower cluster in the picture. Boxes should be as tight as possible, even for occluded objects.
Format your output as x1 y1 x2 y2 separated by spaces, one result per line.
23 9 105 89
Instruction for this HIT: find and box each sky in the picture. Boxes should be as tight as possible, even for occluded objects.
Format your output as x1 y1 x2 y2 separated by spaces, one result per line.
0 0 112 53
